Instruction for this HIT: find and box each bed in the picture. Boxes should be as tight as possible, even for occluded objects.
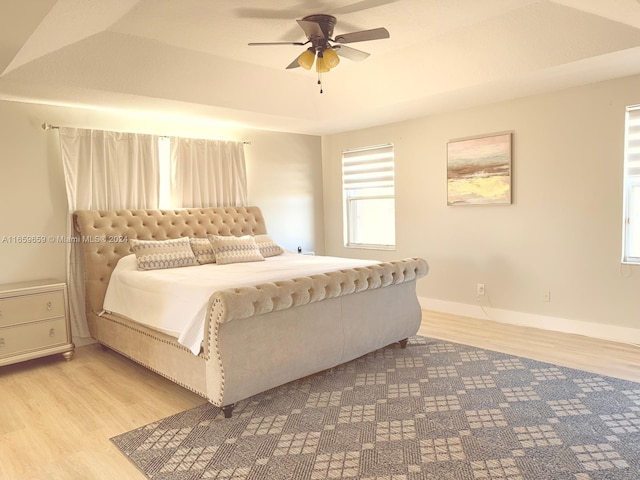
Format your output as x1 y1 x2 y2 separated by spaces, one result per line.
74 206 428 417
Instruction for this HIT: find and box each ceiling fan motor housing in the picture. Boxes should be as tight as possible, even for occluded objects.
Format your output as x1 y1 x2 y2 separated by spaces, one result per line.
302 14 337 51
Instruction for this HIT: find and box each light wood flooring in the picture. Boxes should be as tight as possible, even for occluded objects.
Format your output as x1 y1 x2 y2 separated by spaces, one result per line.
1 310 638 480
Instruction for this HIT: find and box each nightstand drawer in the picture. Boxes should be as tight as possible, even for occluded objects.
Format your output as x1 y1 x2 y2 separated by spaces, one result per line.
0 290 66 327
0 317 68 358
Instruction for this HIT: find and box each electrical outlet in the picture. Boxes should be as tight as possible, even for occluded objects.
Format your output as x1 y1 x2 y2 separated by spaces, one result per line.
477 283 485 296
543 289 551 302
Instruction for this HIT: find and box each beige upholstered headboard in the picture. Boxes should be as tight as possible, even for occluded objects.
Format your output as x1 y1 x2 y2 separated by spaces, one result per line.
73 206 267 316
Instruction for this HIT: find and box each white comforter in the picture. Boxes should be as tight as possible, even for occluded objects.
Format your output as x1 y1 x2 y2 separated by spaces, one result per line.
103 252 378 354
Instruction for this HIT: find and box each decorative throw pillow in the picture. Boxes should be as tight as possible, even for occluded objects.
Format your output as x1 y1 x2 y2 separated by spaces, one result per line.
189 237 216 264
130 237 199 270
254 234 283 258
207 234 265 265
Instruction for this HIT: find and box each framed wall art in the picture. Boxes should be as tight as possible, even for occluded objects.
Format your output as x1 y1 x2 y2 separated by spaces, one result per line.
447 131 512 205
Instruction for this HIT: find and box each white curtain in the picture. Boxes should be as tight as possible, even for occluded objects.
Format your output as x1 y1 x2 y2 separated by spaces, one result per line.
59 128 159 338
170 138 247 207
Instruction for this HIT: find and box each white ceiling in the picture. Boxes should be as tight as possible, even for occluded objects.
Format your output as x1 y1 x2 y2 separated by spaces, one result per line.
3 0 640 135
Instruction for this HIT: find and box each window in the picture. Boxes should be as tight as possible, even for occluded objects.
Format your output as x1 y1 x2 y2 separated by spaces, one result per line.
623 105 640 264
342 144 395 249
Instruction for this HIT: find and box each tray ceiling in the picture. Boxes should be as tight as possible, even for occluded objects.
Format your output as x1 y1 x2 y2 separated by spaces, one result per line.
3 0 640 134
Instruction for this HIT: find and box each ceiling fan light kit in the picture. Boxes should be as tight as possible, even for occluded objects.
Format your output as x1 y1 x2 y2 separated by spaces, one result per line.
249 13 389 93
323 48 340 68
298 48 316 70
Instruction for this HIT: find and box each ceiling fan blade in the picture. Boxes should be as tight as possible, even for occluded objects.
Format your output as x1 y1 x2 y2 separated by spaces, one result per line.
331 20 361 33
334 27 390 44
279 24 306 42
234 1 337 19
234 7 301 19
333 44 370 62
330 0 397 15
297 19 325 39
286 56 302 69
248 42 306 46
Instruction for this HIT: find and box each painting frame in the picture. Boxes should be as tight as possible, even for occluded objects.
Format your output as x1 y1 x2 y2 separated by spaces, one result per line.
447 131 513 206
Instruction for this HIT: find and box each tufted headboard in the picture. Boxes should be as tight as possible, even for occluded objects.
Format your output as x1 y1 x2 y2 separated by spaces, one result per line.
73 206 267 317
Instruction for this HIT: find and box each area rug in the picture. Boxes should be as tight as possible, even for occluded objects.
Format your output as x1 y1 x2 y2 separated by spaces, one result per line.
111 336 640 479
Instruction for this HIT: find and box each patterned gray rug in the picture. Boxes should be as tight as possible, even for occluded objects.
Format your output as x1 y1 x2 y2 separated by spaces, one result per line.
111 336 640 479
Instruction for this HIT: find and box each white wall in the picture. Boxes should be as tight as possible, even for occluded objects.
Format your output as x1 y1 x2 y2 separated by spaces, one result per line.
0 100 324 285
322 74 640 344
4 73 639 346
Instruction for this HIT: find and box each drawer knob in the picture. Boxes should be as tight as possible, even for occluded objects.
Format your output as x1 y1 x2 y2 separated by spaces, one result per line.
0 338 4 347
46 301 53 311
49 328 55 337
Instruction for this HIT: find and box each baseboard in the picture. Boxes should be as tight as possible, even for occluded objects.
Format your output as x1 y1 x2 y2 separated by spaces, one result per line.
419 297 640 347
72 336 97 347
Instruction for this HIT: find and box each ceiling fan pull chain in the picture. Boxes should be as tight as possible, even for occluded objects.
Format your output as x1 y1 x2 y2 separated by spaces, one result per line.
318 73 323 94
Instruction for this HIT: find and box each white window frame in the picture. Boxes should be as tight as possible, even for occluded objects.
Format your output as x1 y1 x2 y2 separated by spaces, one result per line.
342 144 396 250
622 105 640 264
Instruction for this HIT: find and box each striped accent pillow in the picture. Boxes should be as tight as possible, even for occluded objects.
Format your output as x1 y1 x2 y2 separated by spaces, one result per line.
130 237 199 270
190 237 216 264
208 235 265 265
254 234 283 258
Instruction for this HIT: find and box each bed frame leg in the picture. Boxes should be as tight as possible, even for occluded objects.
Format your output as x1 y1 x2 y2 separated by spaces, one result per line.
221 404 235 418
399 338 409 349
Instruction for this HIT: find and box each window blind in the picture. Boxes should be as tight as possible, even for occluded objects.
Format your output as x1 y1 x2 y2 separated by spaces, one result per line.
625 106 640 176
342 144 394 190
623 105 640 263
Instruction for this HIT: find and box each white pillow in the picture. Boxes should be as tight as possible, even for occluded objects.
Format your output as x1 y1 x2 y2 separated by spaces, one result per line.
208 235 265 265
189 237 216 264
130 237 199 270
254 234 284 258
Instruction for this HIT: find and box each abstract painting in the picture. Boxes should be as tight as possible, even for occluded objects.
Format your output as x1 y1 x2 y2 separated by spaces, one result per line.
447 132 512 205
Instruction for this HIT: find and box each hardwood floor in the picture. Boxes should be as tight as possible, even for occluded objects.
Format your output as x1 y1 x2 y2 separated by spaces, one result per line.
0 343 203 479
419 310 640 383
1 310 638 480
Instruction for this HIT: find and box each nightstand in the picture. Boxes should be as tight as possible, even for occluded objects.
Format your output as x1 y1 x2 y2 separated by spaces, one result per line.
0 279 75 367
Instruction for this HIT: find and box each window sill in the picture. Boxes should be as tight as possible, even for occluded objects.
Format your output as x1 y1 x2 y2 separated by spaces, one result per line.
345 244 396 251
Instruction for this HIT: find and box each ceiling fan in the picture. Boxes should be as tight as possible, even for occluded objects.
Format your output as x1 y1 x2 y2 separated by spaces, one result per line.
248 14 390 92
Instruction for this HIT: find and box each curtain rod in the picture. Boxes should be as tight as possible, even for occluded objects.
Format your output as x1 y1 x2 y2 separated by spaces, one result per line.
41 123 251 144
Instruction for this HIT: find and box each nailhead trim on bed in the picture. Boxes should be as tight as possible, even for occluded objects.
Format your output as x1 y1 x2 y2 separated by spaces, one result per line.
210 297 226 406
101 313 201 354
98 313 209 398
